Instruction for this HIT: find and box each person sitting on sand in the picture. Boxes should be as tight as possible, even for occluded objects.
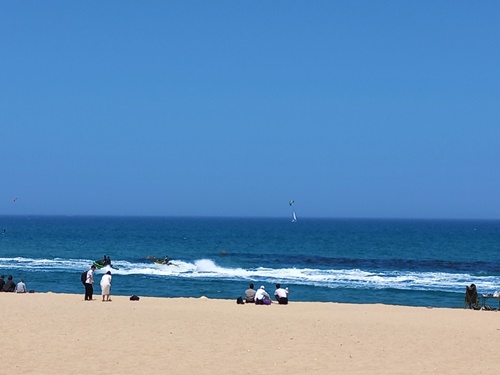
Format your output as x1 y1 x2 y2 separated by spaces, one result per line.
2 275 16 292
274 283 289 305
15 278 27 293
245 283 256 303
100 271 112 302
254 285 271 305
0 275 5 291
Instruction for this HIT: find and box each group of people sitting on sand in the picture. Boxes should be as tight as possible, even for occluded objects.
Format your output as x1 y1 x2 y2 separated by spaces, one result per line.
243 283 289 305
0 275 28 293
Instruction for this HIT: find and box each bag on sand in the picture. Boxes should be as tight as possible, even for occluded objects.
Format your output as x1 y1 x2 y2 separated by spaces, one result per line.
236 296 245 304
130 295 140 301
81 271 87 285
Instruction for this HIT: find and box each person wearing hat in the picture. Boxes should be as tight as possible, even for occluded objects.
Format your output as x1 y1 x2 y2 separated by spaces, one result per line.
254 285 271 305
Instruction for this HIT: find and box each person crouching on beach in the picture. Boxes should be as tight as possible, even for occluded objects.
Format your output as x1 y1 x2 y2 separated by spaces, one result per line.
84 265 96 301
100 271 112 302
254 285 271 305
274 283 289 305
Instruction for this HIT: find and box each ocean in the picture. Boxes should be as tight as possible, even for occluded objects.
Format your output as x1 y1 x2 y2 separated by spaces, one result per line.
1 216 499 308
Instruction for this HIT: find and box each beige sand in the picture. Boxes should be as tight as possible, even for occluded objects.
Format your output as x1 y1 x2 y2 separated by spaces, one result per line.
1 292 498 374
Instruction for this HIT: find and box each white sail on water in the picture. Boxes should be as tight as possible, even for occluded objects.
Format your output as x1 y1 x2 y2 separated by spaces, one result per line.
292 211 297 222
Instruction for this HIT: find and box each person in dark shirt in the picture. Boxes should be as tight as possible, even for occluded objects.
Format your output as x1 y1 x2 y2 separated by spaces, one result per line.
103 256 111 266
2 275 16 292
245 283 256 303
0 275 5 291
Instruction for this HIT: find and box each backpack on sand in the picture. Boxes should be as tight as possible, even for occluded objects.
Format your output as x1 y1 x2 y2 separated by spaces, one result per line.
81 271 87 285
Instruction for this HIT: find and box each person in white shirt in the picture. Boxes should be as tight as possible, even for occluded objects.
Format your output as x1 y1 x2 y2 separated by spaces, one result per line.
254 285 271 305
274 283 289 305
100 271 112 302
15 278 27 293
84 265 96 301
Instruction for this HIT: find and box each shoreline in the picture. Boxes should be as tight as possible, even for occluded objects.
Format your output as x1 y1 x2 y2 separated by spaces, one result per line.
3 292 499 374
2 290 464 310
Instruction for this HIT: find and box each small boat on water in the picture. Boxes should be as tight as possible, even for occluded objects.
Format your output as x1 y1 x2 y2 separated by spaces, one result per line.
153 259 178 267
93 256 118 270
93 261 119 270
153 255 179 267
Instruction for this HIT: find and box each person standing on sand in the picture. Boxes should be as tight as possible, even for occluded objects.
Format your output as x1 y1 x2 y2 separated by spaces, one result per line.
100 271 112 302
84 265 96 301
245 283 256 303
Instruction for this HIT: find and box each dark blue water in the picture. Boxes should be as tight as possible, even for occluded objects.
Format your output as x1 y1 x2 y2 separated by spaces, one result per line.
1 216 499 308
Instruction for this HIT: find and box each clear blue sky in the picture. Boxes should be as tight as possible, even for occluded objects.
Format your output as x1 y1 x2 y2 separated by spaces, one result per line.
1 1 499 219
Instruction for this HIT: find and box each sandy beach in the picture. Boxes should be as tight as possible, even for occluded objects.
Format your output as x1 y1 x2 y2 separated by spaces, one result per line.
2 292 499 374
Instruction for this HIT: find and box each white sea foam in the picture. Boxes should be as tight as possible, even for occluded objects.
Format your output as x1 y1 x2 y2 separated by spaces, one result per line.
1 257 499 294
